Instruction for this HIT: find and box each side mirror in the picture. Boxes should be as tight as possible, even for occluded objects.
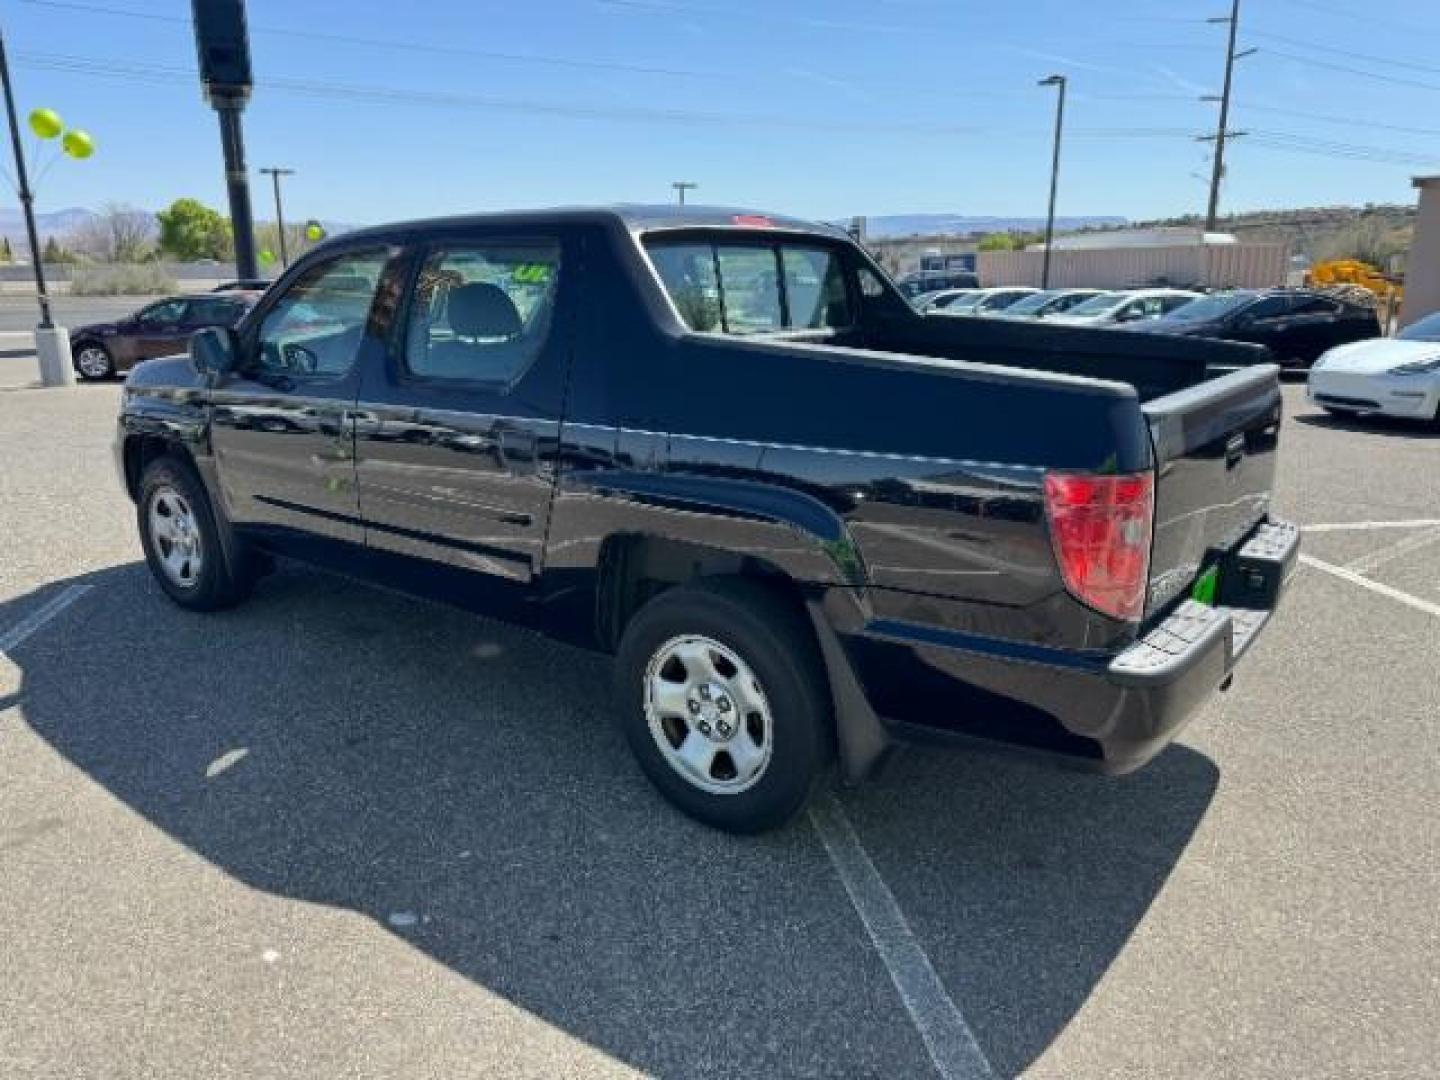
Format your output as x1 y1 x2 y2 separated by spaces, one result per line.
191 326 238 378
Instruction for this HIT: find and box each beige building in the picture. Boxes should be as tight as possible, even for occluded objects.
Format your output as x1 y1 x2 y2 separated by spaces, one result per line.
978 241 1288 290
1400 176 1440 328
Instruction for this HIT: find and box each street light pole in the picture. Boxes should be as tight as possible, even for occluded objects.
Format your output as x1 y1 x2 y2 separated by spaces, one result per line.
0 25 52 329
672 181 698 206
260 166 294 268
1038 74 1067 291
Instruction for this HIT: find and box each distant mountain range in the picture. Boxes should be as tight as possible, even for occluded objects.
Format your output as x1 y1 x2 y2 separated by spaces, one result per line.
0 206 97 245
853 213 1128 239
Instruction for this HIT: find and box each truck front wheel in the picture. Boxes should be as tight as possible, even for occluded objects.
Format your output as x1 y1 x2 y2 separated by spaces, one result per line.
615 578 830 834
138 456 254 611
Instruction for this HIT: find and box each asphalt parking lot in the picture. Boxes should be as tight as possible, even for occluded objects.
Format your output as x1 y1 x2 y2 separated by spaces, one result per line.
1 362 1436 1079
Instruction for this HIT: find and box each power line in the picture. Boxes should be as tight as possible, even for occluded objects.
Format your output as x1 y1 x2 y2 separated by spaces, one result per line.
17 0 719 79
1247 29 1440 77
1276 0 1440 35
1260 47 1440 93
1235 100 1440 139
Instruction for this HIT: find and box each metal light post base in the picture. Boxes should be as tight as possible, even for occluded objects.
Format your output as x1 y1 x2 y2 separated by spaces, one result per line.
35 325 75 387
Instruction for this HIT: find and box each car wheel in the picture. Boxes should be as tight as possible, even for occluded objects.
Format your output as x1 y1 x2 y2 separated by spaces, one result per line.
614 577 830 834
73 342 114 380
137 456 254 611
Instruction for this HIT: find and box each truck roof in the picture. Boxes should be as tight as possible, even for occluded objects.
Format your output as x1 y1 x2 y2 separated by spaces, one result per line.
337 204 848 244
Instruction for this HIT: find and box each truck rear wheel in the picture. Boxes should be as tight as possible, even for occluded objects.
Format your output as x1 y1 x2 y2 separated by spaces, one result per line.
614 578 829 833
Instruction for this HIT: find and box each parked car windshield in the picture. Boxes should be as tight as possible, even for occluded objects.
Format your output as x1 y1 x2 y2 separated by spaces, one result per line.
999 292 1057 317
1156 291 1256 323
1064 291 1128 317
1398 312 1440 342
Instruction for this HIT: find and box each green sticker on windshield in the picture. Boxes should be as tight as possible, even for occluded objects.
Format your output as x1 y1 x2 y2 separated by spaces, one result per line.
513 264 552 284
1192 565 1219 606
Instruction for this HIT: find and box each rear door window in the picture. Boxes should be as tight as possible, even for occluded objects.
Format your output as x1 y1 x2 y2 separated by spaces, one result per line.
402 241 561 386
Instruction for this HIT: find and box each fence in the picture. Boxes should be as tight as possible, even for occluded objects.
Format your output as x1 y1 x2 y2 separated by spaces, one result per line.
978 243 1288 290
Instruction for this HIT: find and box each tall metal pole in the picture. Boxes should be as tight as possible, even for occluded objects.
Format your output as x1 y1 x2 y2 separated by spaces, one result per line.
260 166 293 268
672 181 697 206
1205 0 1242 232
216 99 257 278
0 26 53 328
1038 74 1067 291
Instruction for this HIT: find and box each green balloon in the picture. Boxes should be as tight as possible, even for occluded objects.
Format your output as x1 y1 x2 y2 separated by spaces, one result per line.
259 249 275 265
304 221 325 242
29 108 63 140
62 129 95 159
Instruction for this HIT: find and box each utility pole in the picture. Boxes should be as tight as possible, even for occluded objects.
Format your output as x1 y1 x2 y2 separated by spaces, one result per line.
672 181 698 206
259 166 294 268
1203 0 1256 232
1038 74 1067 290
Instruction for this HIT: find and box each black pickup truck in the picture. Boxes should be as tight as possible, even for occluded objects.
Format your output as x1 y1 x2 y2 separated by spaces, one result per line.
116 206 1298 833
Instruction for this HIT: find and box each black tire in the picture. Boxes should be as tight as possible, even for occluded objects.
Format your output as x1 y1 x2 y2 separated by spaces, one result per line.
137 455 254 611
72 341 114 381
614 577 830 834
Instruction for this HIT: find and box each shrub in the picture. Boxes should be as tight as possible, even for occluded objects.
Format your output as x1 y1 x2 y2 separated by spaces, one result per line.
70 263 179 296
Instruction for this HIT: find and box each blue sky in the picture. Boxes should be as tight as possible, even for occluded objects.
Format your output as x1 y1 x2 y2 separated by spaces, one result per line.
5 0 1440 226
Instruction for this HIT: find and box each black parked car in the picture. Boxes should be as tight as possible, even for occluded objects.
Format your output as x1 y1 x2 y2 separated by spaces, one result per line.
71 293 261 380
115 206 1297 833
1137 288 1380 369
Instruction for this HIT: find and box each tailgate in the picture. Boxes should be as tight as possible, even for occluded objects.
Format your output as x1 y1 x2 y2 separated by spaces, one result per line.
1142 364 1283 617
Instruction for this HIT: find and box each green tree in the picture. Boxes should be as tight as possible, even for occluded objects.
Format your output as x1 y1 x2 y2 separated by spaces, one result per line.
977 233 1019 252
0 237 11 263
42 236 76 264
156 198 232 261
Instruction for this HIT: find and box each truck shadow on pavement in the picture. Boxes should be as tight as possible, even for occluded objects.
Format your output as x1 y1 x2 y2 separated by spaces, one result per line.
4 564 1219 1079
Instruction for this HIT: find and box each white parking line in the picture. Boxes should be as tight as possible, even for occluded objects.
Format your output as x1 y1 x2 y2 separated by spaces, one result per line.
1299 555 1440 620
1303 519 1440 533
809 791 995 1080
0 583 93 660
1347 527 1440 574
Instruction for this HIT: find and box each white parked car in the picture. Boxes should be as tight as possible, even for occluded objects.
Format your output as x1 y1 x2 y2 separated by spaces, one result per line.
995 288 1106 320
933 287 1041 317
1307 311 1440 423
1046 289 1201 328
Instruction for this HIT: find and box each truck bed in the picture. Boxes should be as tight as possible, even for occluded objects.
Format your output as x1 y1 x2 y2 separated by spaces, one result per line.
869 308 1270 402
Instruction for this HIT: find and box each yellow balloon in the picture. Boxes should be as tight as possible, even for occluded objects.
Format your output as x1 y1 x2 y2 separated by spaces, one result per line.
29 108 63 140
304 222 325 242
62 129 95 160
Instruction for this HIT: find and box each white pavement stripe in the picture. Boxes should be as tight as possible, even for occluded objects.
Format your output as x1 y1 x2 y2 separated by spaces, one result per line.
1303 519 1440 533
1299 555 1440 620
0 583 93 659
1347 527 1440 575
808 791 995 1080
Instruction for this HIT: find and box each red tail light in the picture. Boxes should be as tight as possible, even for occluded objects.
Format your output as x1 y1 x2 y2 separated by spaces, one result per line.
1043 471 1155 622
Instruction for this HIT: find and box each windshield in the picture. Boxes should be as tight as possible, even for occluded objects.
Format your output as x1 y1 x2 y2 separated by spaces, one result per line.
1001 292 1055 316
1157 291 1255 323
1064 291 1127 317
941 293 987 313
1398 312 1440 342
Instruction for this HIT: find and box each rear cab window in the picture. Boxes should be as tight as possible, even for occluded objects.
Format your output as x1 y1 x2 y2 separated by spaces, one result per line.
645 235 853 336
